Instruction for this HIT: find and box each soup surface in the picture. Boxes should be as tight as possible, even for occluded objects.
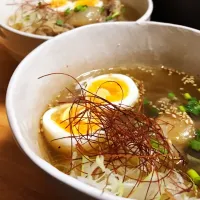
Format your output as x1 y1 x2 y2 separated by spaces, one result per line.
39 66 200 199
7 0 140 36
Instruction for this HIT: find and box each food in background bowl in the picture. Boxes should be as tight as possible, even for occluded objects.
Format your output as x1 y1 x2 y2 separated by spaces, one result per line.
0 0 153 61
7 0 140 36
38 65 200 199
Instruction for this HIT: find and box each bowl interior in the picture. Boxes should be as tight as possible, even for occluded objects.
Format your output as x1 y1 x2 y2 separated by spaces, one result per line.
6 22 200 200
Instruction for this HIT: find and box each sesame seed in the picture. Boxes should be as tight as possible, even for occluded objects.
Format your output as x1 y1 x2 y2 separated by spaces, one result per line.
172 114 177 118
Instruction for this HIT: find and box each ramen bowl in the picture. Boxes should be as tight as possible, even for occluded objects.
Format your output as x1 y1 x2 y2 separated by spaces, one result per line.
0 0 153 62
6 22 200 199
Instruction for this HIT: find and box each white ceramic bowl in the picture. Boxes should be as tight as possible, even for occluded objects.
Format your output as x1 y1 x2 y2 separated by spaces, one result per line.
0 0 153 62
6 21 200 200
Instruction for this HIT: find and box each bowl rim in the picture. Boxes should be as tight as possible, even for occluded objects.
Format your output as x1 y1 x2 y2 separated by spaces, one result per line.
6 21 200 200
0 0 153 41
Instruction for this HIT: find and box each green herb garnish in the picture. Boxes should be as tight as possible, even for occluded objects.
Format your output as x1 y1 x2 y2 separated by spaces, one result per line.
190 140 200 152
100 6 104 13
196 129 200 140
168 92 176 100
187 169 200 185
151 139 168 154
106 11 120 21
56 19 64 26
64 8 71 15
184 93 192 100
184 97 200 116
143 98 150 105
24 15 30 21
151 107 159 116
179 105 186 112
106 16 113 21
111 11 120 18
74 5 88 12
38 1 42 7
189 130 200 151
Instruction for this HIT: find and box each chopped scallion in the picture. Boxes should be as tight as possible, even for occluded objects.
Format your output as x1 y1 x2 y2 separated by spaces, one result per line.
189 140 200 152
179 105 186 112
143 98 150 105
106 11 120 21
196 130 200 139
100 6 104 13
64 8 71 15
187 169 200 185
56 19 64 26
168 92 176 100
74 5 88 12
111 11 120 18
106 16 113 21
151 139 168 154
184 93 192 100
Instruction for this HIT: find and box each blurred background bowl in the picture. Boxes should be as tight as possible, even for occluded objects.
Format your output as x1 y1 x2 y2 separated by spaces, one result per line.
0 0 153 62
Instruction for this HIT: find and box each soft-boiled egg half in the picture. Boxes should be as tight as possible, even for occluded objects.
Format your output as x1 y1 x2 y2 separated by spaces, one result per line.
42 73 139 153
44 0 103 12
42 103 103 154
85 74 139 107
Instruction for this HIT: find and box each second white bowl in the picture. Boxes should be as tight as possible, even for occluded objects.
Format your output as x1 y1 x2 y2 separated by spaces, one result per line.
0 0 153 61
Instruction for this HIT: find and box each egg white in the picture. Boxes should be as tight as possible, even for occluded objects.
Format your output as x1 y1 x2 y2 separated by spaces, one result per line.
42 103 103 154
85 74 140 108
44 0 103 12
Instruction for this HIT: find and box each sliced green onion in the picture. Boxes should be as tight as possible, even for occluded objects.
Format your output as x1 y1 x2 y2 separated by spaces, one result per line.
56 19 64 26
38 2 42 7
111 11 120 18
196 130 200 139
106 12 120 21
179 105 186 112
151 139 168 154
99 6 104 13
64 8 71 15
106 16 113 21
168 92 175 100
151 107 159 116
143 98 149 105
189 139 200 151
187 169 200 185
74 5 88 12
184 93 192 100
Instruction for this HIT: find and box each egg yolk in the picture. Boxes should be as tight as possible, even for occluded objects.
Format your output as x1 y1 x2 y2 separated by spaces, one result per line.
50 0 67 8
75 0 99 7
51 105 100 135
86 78 129 103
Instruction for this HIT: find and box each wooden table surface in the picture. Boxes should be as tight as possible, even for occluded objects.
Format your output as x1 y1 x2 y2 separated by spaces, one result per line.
0 45 94 200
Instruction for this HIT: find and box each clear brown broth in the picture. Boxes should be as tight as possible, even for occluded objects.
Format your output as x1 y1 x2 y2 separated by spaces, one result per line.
38 66 200 174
